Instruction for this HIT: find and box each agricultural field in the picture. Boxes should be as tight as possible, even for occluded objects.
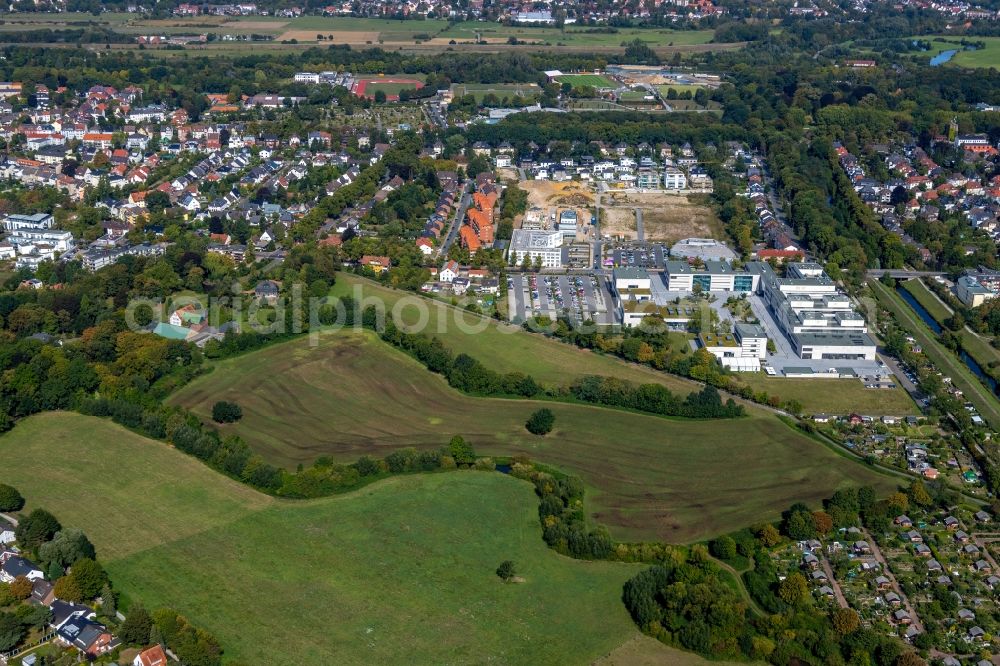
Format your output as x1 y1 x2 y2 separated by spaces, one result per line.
0 13 728 55
600 191 724 242
556 73 618 89
437 23 715 49
169 328 897 543
737 375 919 416
0 412 647 666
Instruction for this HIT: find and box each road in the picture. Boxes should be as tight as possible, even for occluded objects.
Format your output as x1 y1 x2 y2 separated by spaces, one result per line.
593 190 602 269
439 181 471 256
863 527 925 635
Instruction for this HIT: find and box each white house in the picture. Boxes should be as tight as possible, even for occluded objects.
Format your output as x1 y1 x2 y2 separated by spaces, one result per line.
439 260 460 283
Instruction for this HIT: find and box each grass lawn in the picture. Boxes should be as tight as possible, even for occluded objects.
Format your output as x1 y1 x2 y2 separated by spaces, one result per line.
169 329 897 543
450 82 541 101
891 35 1000 69
0 412 646 666
557 73 617 88
329 272 700 393
871 279 1000 428
738 375 918 416
595 634 762 666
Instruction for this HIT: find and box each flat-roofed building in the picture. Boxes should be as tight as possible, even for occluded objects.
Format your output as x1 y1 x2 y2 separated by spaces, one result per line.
957 275 997 307
509 229 563 268
699 324 767 371
663 260 760 293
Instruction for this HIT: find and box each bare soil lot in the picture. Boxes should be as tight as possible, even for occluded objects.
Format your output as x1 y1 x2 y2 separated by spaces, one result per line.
601 192 723 243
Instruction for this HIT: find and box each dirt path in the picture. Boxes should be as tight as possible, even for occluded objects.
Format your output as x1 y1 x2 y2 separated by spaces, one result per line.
820 554 849 609
862 527 925 633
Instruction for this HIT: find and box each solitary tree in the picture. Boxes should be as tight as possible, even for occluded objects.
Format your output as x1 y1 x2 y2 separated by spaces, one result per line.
0 484 24 512
496 560 516 582
525 408 555 436
212 401 243 423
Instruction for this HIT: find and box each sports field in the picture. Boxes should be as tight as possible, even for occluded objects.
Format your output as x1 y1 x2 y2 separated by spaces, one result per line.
169 329 896 543
557 73 617 88
0 412 647 666
352 78 423 100
450 82 541 101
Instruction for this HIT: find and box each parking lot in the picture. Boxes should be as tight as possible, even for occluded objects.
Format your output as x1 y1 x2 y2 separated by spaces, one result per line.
605 243 669 269
507 273 617 326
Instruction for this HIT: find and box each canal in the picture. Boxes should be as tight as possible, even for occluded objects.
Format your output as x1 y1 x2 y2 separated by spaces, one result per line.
896 285 1000 395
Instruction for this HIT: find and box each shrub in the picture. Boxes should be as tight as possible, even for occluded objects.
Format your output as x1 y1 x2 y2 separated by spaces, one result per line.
211 401 243 423
525 408 555 436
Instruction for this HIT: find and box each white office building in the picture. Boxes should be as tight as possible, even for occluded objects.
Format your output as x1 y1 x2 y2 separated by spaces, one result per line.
509 229 563 268
699 322 768 371
664 167 687 189
294 72 321 84
760 262 876 360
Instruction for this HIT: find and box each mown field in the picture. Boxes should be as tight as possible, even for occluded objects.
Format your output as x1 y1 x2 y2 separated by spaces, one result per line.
913 36 1000 69
0 412 649 666
329 272 700 393
557 73 618 88
169 328 896 543
450 82 541 101
738 375 918 416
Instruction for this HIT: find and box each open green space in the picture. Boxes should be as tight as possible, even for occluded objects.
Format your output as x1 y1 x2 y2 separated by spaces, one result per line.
557 73 617 88
900 35 1000 69
439 23 714 48
169 328 896 543
330 273 700 393
871 279 1000 428
0 412 646 666
900 278 953 324
738 375 918 416
901 278 1000 377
